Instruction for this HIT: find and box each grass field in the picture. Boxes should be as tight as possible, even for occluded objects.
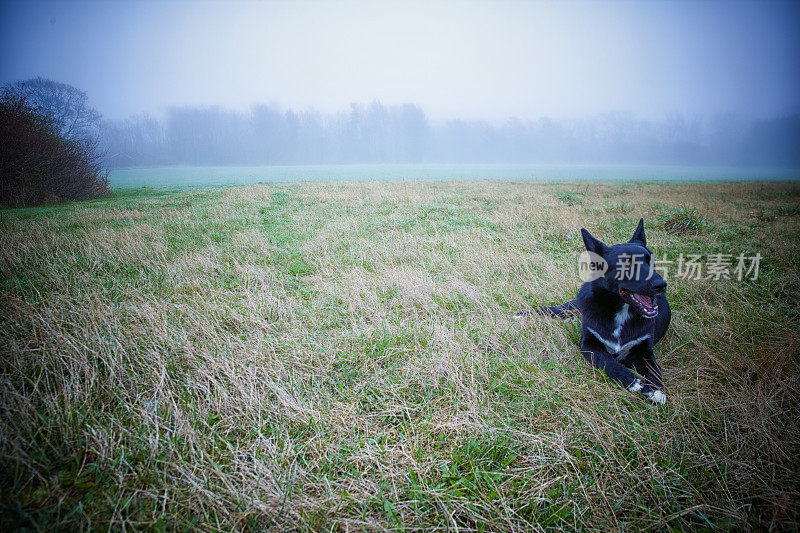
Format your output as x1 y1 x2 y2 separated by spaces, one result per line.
1 180 799 531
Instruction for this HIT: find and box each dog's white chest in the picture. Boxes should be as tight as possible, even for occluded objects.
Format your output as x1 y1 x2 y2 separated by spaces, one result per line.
613 305 629 337
587 305 650 359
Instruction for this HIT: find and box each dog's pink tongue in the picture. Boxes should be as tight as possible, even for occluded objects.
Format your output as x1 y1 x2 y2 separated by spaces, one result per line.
633 294 654 308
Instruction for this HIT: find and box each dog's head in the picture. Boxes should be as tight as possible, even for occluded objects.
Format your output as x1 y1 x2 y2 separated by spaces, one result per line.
581 218 666 318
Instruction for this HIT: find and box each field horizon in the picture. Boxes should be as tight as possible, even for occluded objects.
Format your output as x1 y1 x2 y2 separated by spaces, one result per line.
107 164 800 190
1 179 799 530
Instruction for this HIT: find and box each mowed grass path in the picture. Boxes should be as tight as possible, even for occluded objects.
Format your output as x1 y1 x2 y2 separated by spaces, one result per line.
1 180 799 531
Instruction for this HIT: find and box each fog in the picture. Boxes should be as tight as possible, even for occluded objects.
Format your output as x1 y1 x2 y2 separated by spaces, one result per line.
100 103 799 168
2 0 799 168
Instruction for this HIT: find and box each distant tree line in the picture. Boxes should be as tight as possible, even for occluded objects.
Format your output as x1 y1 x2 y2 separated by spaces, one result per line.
101 102 800 168
102 102 431 167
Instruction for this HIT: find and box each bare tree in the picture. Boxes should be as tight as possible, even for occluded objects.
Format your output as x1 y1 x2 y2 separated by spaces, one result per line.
13 77 102 146
1 85 109 207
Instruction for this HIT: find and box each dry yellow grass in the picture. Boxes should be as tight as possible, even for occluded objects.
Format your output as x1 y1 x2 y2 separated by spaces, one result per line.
1 180 799 530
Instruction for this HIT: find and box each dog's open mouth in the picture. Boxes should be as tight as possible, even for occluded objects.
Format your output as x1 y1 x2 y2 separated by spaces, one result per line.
619 288 659 318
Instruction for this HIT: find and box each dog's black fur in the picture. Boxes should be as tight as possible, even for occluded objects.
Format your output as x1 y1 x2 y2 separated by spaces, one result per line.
516 219 671 404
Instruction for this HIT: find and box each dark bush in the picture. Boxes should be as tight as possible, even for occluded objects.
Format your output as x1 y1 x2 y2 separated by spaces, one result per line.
0 86 109 208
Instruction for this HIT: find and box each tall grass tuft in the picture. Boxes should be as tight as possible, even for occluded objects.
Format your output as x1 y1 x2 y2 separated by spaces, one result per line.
660 205 706 235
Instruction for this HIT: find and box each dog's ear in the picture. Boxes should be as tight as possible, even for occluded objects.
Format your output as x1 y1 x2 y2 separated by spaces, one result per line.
581 228 608 255
629 218 646 246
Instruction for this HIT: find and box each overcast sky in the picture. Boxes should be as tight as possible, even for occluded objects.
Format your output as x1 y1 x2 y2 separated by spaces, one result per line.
1 0 798 122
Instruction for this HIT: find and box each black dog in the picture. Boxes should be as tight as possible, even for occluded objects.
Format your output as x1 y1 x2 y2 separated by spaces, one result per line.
515 219 671 404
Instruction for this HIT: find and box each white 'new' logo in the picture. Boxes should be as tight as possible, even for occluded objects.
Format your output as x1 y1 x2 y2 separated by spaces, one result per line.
577 251 608 282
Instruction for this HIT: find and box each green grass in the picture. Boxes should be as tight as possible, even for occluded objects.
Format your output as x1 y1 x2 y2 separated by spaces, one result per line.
1 180 799 530
556 191 584 206
659 205 707 235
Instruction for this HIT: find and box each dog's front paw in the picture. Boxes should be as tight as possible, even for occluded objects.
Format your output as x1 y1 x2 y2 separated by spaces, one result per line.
646 389 667 405
629 379 667 405
628 378 644 393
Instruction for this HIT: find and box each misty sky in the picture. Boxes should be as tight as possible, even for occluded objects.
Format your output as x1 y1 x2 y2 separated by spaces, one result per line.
1 0 798 122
